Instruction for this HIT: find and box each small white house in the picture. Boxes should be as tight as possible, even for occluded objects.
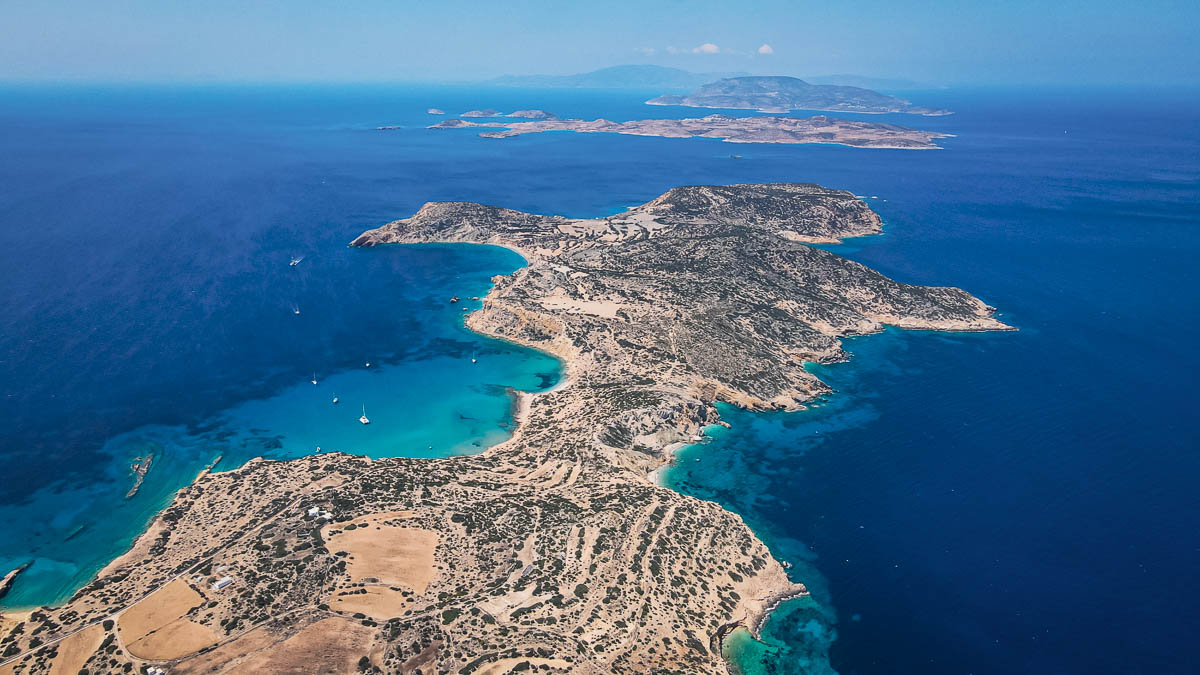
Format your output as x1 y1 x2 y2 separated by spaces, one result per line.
307 506 321 517
212 576 234 591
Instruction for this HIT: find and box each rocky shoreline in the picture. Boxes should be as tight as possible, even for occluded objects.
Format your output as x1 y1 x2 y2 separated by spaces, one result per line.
0 183 1007 674
0 564 30 603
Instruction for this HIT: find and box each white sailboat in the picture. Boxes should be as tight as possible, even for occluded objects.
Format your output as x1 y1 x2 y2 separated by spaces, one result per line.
311 372 318 385
359 405 370 425
289 256 303 267
471 349 477 364
332 395 339 404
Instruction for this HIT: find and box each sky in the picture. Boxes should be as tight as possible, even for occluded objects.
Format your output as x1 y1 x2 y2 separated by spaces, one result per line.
1 0 1198 86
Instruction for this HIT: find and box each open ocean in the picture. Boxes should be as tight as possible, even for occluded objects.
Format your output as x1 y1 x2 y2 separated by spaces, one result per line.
1 84 1197 673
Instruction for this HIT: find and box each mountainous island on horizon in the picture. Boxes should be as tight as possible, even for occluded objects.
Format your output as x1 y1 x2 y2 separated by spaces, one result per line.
648 76 952 116
487 65 935 91
488 65 751 89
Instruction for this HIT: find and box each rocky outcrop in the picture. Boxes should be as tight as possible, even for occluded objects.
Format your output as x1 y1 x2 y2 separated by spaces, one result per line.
0 563 29 602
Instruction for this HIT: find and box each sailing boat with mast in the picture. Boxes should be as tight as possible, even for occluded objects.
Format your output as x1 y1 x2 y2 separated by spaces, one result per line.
359 404 370 425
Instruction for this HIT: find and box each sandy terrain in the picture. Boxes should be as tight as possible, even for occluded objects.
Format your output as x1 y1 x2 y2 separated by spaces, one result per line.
323 516 438 593
117 574 219 659
221 618 375 674
127 616 219 660
537 288 626 318
171 625 279 675
477 657 571 673
329 587 410 619
47 624 104 675
117 578 206 644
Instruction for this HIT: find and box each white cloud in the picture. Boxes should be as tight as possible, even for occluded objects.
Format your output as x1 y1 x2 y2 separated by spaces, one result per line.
666 46 681 55
757 43 774 55
635 47 657 56
692 43 721 55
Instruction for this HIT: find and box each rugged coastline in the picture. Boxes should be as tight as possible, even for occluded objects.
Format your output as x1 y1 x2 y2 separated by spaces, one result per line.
0 183 1007 674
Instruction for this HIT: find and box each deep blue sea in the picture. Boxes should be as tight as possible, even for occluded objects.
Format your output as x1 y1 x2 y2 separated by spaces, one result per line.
1 83 1197 673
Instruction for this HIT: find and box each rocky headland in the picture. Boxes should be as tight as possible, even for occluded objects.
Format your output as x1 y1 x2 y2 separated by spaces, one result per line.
0 184 1008 674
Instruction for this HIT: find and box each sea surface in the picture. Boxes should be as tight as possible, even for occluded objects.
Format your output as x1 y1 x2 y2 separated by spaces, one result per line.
1 83 1197 673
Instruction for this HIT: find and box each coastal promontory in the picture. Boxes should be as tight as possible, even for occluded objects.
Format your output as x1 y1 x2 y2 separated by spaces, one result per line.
0 184 1007 674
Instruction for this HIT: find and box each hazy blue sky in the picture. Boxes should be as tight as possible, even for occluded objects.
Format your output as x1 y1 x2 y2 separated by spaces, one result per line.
2 0 1197 85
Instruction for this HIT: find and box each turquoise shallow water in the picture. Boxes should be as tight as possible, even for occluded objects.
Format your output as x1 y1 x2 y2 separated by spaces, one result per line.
659 87 1199 674
0 242 561 608
1 84 1197 674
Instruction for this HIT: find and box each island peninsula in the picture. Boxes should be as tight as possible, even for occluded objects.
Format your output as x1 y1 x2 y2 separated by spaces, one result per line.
425 114 952 149
0 184 1008 674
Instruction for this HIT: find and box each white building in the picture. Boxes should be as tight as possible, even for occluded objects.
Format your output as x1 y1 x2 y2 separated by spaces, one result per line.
212 576 234 591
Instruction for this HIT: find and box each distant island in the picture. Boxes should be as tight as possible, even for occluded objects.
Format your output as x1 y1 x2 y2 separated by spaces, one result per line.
459 108 501 118
802 74 936 91
422 113 952 149
0 184 1007 673
504 109 557 119
485 65 936 93
489 64 749 89
648 76 952 115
